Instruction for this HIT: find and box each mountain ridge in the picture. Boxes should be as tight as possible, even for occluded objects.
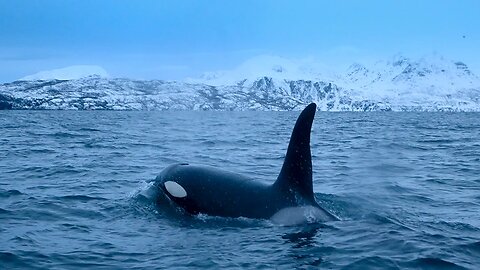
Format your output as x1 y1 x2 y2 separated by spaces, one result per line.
1 55 480 111
20 65 109 81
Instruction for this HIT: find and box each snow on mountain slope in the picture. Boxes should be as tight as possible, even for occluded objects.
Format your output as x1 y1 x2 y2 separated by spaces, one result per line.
20 65 109 81
1 54 480 111
341 54 480 110
186 55 339 86
344 54 479 91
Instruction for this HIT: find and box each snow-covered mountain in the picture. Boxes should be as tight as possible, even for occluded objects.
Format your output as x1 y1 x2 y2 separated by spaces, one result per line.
0 76 346 111
186 55 339 86
20 65 108 81
1 55 479 111
339 54 480 111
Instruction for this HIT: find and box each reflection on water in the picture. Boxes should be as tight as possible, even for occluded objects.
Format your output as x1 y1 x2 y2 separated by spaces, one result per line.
283 224 326 267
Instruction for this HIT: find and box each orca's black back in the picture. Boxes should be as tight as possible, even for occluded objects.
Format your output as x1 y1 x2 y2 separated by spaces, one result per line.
159 164 291 218
156 103 337 220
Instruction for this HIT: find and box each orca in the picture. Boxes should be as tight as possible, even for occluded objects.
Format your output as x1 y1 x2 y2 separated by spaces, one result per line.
154 103 337 224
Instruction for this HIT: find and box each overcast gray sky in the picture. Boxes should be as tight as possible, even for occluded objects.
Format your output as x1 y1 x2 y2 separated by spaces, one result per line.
0 0 479 82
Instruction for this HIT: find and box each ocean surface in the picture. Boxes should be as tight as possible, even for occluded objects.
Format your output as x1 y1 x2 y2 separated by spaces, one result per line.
1 110 479 269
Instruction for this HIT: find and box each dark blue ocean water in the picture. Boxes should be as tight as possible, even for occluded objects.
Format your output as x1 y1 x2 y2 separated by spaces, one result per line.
1 111 479 269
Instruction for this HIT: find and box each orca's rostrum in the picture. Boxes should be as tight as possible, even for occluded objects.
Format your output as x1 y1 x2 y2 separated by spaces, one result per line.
155 103 337 224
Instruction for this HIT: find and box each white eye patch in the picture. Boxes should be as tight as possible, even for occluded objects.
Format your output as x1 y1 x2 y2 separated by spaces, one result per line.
164 181 187 198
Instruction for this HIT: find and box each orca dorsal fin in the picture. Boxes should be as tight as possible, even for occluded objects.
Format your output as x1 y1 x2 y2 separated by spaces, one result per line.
274 103 317 204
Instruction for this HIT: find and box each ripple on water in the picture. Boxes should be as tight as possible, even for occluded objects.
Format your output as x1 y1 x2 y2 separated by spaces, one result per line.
54 195 108 202
344 256 401 270
406 257 467 270
0 252 31 269
1 111 480 269
0 189 24 198
0 207 12 215
459 241 480 256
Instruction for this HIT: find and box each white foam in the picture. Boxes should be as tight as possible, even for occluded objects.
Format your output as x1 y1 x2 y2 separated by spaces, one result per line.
270 206 333 226
127 181 155 199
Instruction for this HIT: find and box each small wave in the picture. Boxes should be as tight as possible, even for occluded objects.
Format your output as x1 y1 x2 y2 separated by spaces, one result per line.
316 193 361 221
418 138 456 144
0 189 23 198
459 241 480 255
189 213 267 228
366 213 415 231
426 220 480 233
385 184 415 194
29 148 56 154
78 127 101 132
0 207 12 215
51 131 88 138
3 250 73 269
59 223 91 233
17 165 83 178
368 163 413 173
345 256 400 270
282 223 336 244
0 250 51 269
16 208 63 221
0 252 21 263
10 236 37 245
200 140 216 146
55 195 108 202
408 257 467 269
129 181 156 200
